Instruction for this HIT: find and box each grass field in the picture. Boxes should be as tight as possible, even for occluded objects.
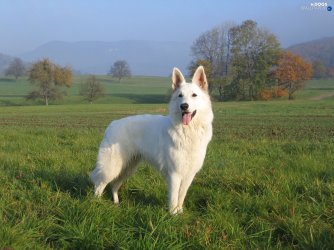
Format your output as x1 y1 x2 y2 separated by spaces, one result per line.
0 76 171 106
0 76 334 248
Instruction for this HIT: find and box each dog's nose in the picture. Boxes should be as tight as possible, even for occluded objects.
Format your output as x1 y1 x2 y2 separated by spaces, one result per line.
180 103 189 111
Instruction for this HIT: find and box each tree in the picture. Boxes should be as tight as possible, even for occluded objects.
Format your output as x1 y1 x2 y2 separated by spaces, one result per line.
188 60 217 94
312 60 327 79
109 60 131 81
5 58 25 80
274 51 312 100
27 58 72 105
188 59 213 81
80 75 105 103
190 23 237 100
229 20 280 100
190 20 280 101
191 23 234 79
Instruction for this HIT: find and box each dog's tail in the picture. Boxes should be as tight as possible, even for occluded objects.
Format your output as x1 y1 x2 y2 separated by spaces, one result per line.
90 145 123 185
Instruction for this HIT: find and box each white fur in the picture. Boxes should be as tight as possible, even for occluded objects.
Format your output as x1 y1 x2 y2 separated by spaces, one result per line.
90 66 213 214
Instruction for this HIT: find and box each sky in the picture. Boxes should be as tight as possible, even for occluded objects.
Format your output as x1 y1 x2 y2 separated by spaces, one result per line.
0 0 333 55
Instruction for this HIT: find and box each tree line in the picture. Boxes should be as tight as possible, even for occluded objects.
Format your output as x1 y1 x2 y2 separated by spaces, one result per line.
3 58 131 105
189 20 315 100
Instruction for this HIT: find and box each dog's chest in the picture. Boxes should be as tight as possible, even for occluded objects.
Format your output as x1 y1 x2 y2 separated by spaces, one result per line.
171 123 211 146
165 124 212 171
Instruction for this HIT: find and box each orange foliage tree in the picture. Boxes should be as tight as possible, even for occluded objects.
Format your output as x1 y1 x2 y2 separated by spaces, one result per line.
274 51 312 100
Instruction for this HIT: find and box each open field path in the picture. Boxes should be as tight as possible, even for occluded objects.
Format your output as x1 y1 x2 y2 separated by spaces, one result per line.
310 92 334 100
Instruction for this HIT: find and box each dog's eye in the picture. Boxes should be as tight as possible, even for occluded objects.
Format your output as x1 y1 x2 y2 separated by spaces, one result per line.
178 93 183 97
192 93 197 97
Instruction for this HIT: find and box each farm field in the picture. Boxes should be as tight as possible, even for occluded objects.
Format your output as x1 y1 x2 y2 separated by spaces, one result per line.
0 76 171 106
0 77 334 248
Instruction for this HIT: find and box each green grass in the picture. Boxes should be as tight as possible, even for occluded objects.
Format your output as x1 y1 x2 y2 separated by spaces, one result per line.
1 77 334 248
1 76 334 106
0 75 171 105
296 79 334 99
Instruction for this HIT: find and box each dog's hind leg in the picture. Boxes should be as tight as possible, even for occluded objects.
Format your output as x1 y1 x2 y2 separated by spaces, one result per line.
94 182 108 197
90 166 112 198
90 146 123 199
110 156 141 204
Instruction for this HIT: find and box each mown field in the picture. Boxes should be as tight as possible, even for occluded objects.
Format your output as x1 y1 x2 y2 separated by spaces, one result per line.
0 77 334 249
0 76 171 106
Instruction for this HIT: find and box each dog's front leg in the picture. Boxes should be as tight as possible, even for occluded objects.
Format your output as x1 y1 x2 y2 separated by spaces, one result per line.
167 173 182 215
177 173 196 213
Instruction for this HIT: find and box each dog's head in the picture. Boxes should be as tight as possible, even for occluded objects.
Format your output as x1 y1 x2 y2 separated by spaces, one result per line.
169 66 213 126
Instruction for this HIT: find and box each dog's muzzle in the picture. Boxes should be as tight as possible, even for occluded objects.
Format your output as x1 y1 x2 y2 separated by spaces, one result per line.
180 103 196 125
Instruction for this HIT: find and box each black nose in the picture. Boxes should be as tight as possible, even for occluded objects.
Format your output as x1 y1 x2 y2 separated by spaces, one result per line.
180 103 189 111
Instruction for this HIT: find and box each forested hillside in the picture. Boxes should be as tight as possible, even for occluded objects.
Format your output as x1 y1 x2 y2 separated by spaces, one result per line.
287 37 334 67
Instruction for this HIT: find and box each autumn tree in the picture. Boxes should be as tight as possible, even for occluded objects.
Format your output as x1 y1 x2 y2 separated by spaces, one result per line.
109 60 131 81
274 51 312 100
27 58 72 105
5 58 25 80
80 75 105 103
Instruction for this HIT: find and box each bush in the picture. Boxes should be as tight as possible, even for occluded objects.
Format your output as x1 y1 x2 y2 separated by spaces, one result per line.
259 89 273 101
259 87 289 101
273 87 289 98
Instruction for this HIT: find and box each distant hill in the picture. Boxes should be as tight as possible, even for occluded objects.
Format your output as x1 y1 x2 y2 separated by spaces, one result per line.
4 37 331 77
287 37 334 67
21 40 191 76
0 53 14 74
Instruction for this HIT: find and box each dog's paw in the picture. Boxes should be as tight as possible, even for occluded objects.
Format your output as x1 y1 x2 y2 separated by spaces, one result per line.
170 206 183 215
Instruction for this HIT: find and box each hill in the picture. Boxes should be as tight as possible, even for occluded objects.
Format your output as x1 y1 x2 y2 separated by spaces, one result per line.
21 40 191 76
287 37 334 67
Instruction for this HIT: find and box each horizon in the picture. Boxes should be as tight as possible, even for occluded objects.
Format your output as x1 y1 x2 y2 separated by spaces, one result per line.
26 34 334 49
0 0 333 56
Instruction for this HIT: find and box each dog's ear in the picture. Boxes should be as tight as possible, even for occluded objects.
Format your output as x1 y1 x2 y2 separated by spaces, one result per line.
192 66 208 92
172 67 185 90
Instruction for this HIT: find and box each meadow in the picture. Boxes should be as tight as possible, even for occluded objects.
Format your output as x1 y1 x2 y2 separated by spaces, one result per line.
0 76 171 106
0 76 334 249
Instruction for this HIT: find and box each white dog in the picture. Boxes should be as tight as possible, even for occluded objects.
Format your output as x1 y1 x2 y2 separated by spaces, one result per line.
90 66 213 214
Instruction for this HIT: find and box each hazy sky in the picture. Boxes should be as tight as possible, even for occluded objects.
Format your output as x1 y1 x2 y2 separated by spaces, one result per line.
0 0 333 55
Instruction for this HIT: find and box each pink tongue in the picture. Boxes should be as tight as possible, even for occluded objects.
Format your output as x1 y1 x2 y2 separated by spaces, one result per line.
182 113 192 125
